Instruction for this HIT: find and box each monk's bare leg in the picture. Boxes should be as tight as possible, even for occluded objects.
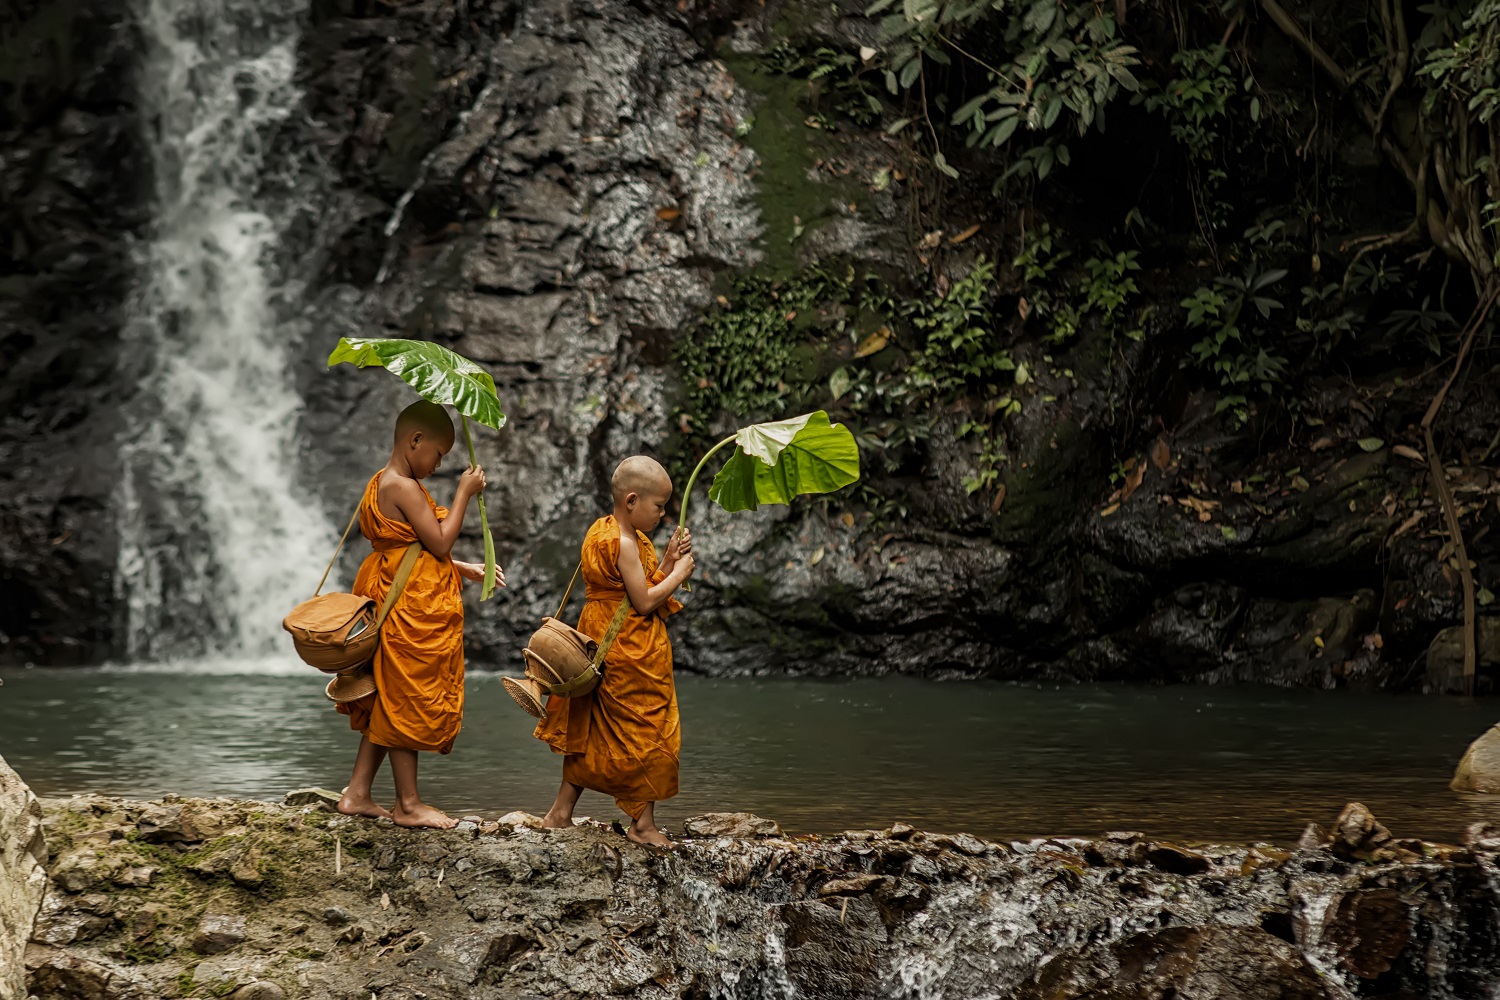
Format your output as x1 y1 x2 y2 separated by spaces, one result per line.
542 778 583 829
388 748 456 829
627 803 672 848
338 736 393 820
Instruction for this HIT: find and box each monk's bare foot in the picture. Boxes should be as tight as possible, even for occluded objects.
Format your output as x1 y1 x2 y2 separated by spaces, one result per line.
627 823 673 848
337 790 393 820
541 809 575 830
393 802 457 829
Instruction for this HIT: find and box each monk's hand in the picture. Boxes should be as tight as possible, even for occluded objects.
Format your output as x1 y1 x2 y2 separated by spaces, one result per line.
459 465 487 497
666 527 691 567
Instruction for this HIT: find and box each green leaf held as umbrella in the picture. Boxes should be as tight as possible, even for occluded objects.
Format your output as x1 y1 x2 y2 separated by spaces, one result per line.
328 337 506 601
677 410 861 535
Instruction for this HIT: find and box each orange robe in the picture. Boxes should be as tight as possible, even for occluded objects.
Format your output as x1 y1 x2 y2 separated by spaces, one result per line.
535 515 683 818
337 472 465 754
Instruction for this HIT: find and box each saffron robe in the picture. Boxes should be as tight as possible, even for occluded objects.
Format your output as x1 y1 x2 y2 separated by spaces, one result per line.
338 472 465 754
535 515 683 818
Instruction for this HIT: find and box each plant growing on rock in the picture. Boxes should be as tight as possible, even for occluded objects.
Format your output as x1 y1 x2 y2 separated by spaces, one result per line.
868 0 1140 184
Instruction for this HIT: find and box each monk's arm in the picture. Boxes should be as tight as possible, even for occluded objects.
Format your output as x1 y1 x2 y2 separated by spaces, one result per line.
618 531 692 615
389 471 482 558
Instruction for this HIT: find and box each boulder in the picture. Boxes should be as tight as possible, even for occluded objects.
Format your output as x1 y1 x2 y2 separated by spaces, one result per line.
1330 802 1394 860
230 984 286 1000
682 813 783 838
193 913 247 955
0 755 47 1000
135 803 208 844
1452 724 1500 792
1424 619 1500 693
281 788 341 809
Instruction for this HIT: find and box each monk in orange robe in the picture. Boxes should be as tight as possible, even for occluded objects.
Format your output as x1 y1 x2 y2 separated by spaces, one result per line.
334 400 503 829
536 456 695 846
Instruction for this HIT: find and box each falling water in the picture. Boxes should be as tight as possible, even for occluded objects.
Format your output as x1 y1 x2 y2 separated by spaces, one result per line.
115 0 337 663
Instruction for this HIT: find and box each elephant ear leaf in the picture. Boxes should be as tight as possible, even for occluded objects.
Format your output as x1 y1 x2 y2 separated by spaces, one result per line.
707 411 861 513
327 337 506 431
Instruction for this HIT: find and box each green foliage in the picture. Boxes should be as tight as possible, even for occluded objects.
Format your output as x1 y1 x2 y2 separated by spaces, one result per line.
757 41 885 126
701 411 863 516
328 337 505 430
1139 43 1254 241
1182 266 1289 426
906 257 1015 390
1014 225 1141 345
867 0 1139 184
675 267 851 435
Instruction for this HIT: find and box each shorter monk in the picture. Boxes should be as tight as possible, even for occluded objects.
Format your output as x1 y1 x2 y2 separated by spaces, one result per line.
535 456 695 846
335 400 503 829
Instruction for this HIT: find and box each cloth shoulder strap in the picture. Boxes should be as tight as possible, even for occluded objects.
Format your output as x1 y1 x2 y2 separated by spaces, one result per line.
313 496 423 626
553 559 633 670
376 542 424 629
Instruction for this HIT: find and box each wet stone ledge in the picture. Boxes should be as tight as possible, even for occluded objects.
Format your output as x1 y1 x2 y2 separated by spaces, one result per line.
19 795 1500 999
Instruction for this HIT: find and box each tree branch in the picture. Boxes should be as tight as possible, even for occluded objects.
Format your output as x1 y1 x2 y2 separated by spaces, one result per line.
1256 0 1418 186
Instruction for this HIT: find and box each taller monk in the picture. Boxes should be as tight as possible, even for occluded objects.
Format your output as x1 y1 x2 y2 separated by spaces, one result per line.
334 400 502 829
535 456 695 846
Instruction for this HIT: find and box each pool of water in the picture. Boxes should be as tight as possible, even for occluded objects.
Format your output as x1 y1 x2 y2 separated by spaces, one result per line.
2 665 1498 844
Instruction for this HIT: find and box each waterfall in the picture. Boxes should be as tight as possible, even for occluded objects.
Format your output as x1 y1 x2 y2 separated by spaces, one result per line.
115 0 337 665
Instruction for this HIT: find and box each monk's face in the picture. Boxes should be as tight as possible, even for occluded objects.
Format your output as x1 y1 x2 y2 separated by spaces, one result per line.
624 483 672 534
406 430 454 480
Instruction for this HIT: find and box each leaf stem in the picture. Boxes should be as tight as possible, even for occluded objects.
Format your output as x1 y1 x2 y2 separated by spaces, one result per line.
676 433 738 538
461 414 498 601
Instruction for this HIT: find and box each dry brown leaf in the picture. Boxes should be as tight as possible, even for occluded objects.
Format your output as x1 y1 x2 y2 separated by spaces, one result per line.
1100 502 1121 517
948 223 981 244
1017 296 1030 320
716 295 730 307
656 206 680 221
1386 512 1422 542
1393 445 1425 463
840 512 856 528
1119 460 1147 502
990 482 1007 514
1309 436 1336 452
854 328 890 358
1230 480 1244 494
380 892 391 911
809 545 825 566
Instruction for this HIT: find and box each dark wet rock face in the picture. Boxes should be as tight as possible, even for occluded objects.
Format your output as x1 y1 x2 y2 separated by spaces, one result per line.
21 794 1500 999
0 0 145 665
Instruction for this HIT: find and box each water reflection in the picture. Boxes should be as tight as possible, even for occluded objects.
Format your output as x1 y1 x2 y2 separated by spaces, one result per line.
2 667 1498 844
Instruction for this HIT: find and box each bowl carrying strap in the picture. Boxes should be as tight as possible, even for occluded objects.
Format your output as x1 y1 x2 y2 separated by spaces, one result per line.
313 498 423 631
553 560 633 677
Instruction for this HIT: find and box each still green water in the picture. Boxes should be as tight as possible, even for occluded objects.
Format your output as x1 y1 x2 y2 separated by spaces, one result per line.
2 666 1497 844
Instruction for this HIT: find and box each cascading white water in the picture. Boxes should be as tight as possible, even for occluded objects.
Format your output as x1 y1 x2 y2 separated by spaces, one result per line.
115 0 337 665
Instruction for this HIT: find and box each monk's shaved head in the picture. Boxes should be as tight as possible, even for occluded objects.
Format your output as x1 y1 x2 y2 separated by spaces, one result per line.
394 400 455 444
611 456 671 504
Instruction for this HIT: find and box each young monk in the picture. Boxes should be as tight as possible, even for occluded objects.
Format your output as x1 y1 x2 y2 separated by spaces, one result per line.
534 456 695 846
335 399 503 829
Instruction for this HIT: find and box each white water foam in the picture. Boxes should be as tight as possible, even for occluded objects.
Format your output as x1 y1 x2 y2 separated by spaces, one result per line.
115 0 337 664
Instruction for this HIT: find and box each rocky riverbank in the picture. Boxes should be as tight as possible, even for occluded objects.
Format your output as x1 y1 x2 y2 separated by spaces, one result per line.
11 777 1500 999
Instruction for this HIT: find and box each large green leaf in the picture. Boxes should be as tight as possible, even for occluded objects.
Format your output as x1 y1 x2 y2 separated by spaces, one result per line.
707 411 861 513
328 337 506 431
